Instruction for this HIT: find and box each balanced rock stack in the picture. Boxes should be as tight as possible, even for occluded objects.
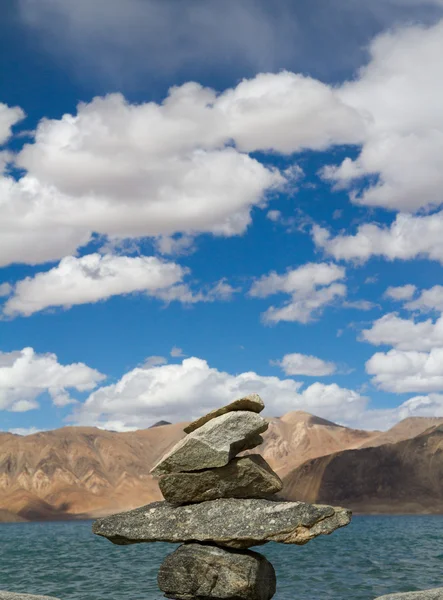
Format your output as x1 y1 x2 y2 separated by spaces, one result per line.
92 394 351 600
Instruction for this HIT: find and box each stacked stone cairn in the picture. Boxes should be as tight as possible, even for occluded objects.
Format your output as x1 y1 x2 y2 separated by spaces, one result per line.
92 394 351 600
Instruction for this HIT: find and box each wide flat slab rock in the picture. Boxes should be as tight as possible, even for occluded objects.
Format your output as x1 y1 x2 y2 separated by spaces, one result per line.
0 593 61 600
151 411 268 477
184 394 265 434
159 455 282 504
374 590 443 600
158 543 276 600
92 498 351 549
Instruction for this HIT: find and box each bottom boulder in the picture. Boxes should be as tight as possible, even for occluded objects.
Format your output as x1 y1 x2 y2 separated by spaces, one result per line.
158 543 276 600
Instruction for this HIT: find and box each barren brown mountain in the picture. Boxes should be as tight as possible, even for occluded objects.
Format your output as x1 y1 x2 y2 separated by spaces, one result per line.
0 411 376 521
2 412 442 521
251 411 378 476
282 424 443 513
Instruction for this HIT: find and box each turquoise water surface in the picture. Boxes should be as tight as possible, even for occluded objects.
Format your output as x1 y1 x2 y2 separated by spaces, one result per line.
1 516 443 599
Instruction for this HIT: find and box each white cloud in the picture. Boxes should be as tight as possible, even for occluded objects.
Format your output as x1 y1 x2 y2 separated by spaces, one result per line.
267 210 282 222
342 299 377 311
143 356 168 368
0 347 105 412
323 20 443 212
3 253 236 317
2 254 184 317
276 353 336 376
362 312 443 351
250 262 346 324
366 347 443 393
0 88 285 267
394 393 443 420
405 285 443 312
0 283 12 297
72 356 367 429
1 20 442 268
0 103 25 145
216 71 365 154
8 427 41 436
170 347 185 358
384 284 417 301
313 212 443 263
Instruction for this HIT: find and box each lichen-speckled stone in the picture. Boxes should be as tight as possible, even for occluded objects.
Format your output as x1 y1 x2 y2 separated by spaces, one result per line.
159 455 282 504
374 590 443 600
150 411 268 477
92 497 351 549
0 593 61 600
184 394 265 434
158 543 276 600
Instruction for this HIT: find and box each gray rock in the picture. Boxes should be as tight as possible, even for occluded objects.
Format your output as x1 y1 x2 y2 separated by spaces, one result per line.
0 593 61 600
374 590 443 599
158 543 276 600
151 412 268 477
159 455 282 504
92 497 351 549
184 394 265 434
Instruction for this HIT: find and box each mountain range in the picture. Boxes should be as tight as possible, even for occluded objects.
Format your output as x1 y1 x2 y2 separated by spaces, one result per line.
1 412 443 521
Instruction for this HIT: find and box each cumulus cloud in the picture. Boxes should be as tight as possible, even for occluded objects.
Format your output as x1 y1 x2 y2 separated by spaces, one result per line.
323 20 443 212
0 103 25 145
72 356 367 429
2 19 443 267
384 284 417 301
0 347 105 412
8 427 42 436
0 283 12 298
366 348 443 393
405 285 443 313
170 347 185 358
250 262 346 324
3 253 237 317
313 212 443 263
0 88 287 267
275 353 336 376
362 313 443 351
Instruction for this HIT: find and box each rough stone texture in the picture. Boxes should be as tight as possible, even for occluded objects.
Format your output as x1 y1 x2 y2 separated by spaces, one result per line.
184 394 265 434
92 497 351 549
158 543 276 600
159 455 282 504
0 594 60 600
374 590 443 600
151 412 268 477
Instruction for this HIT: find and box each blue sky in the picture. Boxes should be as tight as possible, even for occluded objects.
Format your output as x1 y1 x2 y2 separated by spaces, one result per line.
1 0 443 434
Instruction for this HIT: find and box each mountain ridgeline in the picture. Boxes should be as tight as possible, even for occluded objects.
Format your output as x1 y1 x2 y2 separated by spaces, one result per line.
1 413 442 521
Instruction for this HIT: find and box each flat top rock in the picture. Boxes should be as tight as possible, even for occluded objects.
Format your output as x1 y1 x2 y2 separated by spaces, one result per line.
184 394 265 434
159 454 282 504
92 498 351 549
374 590 443 600
0 594 60 600
151 411 268 477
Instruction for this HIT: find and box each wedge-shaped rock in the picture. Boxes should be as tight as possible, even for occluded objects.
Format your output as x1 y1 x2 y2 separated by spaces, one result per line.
184 394 265 434
92 498 351 549
0 594 61 600
159 455 282 504
151 411 268 477
158 543 276 600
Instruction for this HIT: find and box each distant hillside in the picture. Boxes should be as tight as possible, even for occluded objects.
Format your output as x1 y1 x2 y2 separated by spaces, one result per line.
282 424 443 514
0 508 27 522
0 411 376 521
2 412 442 521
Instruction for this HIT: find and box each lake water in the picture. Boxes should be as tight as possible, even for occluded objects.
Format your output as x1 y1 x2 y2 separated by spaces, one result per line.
1 516 443 599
